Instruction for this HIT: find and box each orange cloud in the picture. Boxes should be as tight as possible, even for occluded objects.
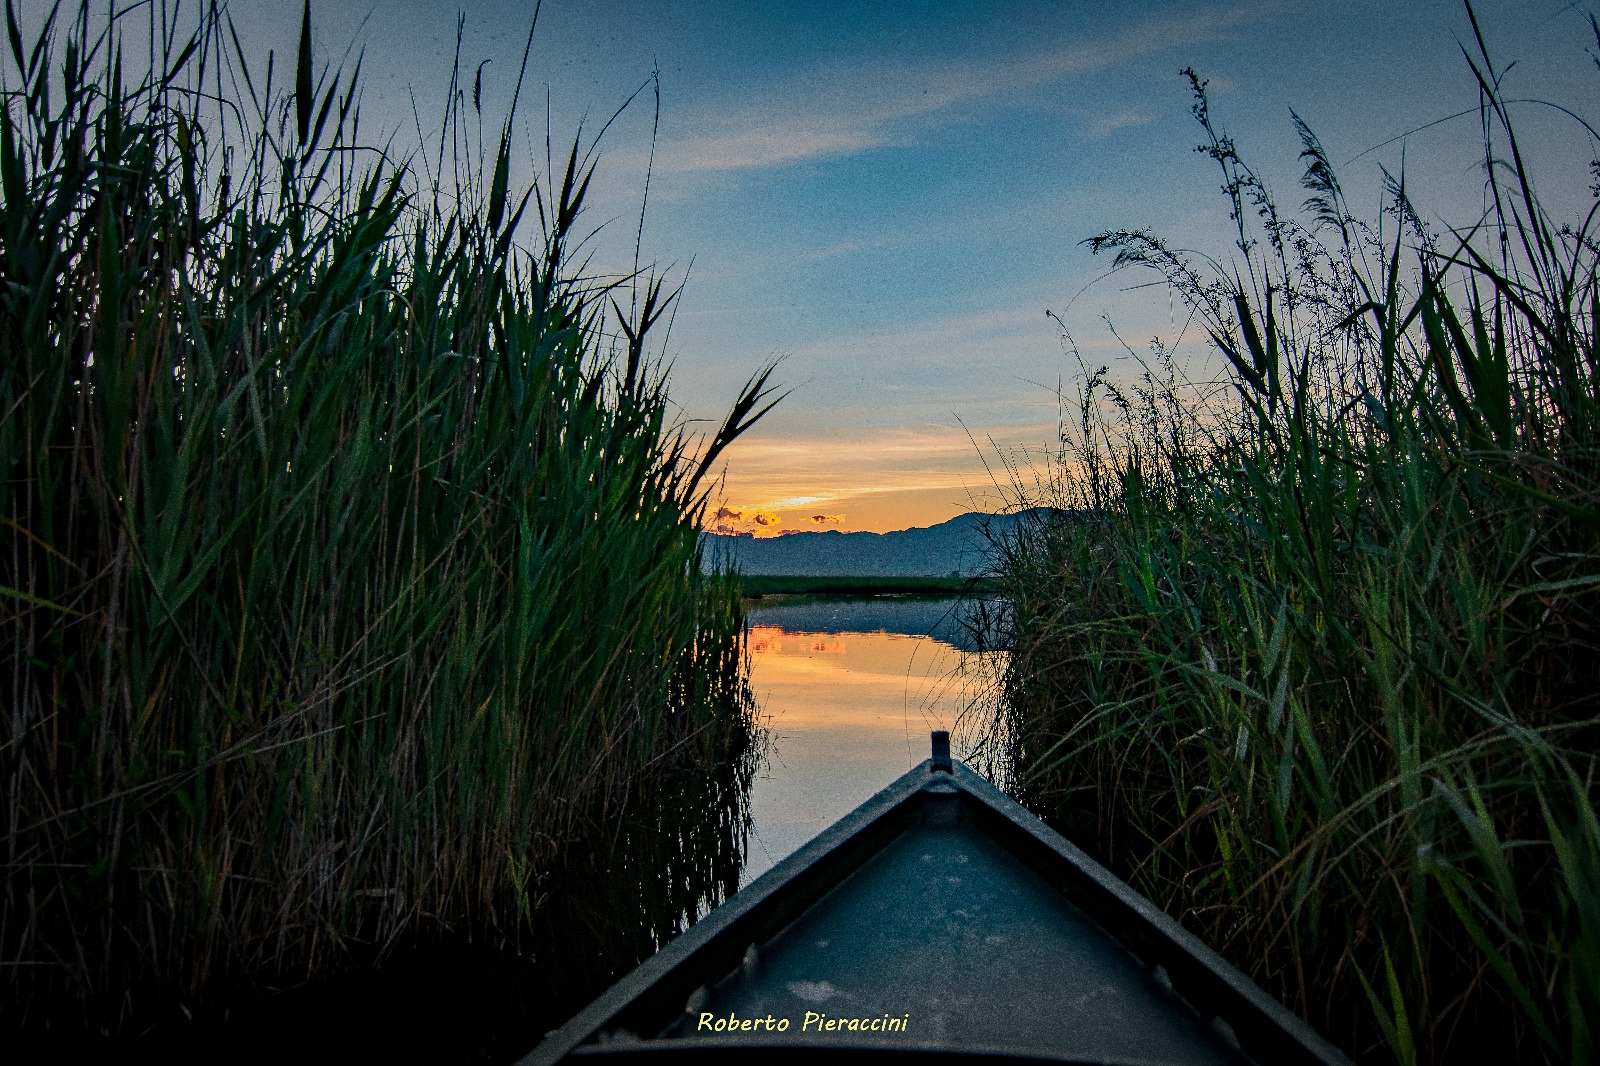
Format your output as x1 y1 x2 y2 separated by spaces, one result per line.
705 505 792 537
810 514 844 524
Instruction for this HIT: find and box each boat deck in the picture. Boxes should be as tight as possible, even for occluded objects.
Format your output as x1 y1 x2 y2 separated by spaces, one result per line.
663 782 1245 1064
525 736 1349 1066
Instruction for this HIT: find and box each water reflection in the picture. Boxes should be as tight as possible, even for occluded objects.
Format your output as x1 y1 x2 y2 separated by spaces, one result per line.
741 596 1004 884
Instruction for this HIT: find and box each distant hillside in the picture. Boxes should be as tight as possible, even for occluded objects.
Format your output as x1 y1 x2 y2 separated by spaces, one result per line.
699 510 1059 577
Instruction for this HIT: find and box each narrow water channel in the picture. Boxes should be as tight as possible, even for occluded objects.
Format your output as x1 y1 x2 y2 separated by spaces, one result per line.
739 595 1005 885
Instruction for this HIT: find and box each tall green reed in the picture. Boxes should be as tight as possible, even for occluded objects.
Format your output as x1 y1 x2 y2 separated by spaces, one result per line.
989 9 1600 1062
0 0 772 1036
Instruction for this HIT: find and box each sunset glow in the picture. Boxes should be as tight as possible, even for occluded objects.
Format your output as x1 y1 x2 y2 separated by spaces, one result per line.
699 420 1058 533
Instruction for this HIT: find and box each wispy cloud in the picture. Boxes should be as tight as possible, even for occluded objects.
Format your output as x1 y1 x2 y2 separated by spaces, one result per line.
647 3 1264 175
717 418 1058 495
1070 105 1158 141
658 126 880 173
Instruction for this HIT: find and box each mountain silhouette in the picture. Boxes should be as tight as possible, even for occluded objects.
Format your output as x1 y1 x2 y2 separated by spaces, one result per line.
699 509 1059 577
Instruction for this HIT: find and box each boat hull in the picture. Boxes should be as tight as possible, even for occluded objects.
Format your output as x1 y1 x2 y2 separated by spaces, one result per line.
520 740 1349 1066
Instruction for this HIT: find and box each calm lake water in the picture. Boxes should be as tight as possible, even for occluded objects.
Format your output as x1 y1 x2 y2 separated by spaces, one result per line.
739 595 1005 885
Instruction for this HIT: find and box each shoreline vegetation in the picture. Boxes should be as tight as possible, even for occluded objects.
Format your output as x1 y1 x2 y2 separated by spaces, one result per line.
988 7 1600 1064
737 575 996 598
1 0 772 1044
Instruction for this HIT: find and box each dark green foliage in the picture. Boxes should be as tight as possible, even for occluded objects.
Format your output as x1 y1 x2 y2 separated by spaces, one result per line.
0 0 769 1036
990 13 1600 1064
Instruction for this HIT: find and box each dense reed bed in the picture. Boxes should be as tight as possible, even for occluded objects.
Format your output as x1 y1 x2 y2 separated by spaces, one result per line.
1 0 770 1037
988 12 1600 1064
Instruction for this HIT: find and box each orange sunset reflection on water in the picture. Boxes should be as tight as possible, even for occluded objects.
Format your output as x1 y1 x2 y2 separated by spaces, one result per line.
739 600 1004 885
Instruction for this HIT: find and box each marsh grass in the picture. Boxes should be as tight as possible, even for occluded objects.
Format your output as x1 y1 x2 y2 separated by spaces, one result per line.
0 0 772 1037
989 10 1600 1063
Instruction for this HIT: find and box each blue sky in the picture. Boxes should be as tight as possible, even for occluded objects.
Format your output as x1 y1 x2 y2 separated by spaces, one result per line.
216 0 1598 531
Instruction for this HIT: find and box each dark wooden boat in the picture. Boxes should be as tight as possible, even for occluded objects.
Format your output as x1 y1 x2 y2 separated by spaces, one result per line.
520 732 1350 1065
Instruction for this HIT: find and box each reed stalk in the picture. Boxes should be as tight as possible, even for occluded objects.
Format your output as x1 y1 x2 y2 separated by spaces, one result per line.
989 8 1600 1061
0 0 769 1036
